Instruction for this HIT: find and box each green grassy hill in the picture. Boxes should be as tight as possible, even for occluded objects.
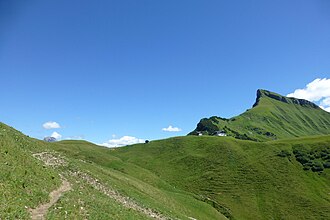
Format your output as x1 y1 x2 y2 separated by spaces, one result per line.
0 122 225 220
0 123 61 219
1 120 330 219
111 135 330 219
189 89 330 141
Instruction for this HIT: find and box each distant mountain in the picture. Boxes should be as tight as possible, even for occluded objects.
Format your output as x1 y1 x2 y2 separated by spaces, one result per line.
43 136 57 142
189 89 330 141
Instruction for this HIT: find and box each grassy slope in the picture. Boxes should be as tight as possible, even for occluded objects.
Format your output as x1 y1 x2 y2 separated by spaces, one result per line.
2 120 330 219
190 90 330 141
111 135 330 219
0 123 225 220
0 123 61 219
51 140 225 220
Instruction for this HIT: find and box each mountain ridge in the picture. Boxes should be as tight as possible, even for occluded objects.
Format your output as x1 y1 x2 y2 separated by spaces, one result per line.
189 89 330 141
253 89 320 108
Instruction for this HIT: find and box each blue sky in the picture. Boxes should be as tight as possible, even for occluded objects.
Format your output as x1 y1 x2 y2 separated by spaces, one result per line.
1 0 330 146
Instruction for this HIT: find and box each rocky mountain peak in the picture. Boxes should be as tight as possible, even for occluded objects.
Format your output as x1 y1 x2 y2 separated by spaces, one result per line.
253 89 319 109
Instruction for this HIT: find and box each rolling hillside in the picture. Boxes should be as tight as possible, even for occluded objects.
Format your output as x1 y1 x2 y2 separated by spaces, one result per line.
189 89 330 141
0 122 225 220
1 121 330 219
111 135 330 219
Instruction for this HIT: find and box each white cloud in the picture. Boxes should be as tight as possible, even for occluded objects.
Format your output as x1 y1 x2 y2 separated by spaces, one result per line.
321 106 330 112
43 121 61 129
51 131 62 139
321 97 330 106
100 136 145 148
65 135 84 140
287 78 330 112
287 78 330 101
162 125 182 132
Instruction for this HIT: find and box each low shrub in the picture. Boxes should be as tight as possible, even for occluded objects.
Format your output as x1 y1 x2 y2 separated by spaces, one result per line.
295 155 310 164
323 162 330 169
311 162 324 172
277 150 291 158
293 145 330 172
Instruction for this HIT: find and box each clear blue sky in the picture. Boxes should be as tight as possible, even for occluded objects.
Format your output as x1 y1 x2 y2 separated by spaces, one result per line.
1 0 330 145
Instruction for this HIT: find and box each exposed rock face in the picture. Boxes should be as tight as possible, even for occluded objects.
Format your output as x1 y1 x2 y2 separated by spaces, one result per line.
43 136 57 142
253 89 319 108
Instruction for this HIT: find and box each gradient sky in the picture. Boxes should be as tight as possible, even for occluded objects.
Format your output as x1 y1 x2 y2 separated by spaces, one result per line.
1 0 330 146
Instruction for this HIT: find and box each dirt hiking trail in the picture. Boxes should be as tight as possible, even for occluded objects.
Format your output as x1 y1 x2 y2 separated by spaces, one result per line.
31 151 169 219
29 177 71 220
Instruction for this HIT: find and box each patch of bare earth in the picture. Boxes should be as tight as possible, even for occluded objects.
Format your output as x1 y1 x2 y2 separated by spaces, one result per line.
29 176 71 220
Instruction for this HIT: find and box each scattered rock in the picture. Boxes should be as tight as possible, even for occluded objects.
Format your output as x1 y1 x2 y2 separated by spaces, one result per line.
69 170 169 220
33 152 67 167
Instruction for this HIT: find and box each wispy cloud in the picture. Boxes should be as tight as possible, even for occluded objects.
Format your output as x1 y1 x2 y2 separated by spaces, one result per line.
100 136 145 148
51 131 62 139
287 78 330 112
162 125 182 132
43 121 61 129
65 135 84 140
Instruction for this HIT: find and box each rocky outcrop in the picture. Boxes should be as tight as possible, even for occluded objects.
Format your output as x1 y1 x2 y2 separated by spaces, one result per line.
43 137 57 142
253 89 319 108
